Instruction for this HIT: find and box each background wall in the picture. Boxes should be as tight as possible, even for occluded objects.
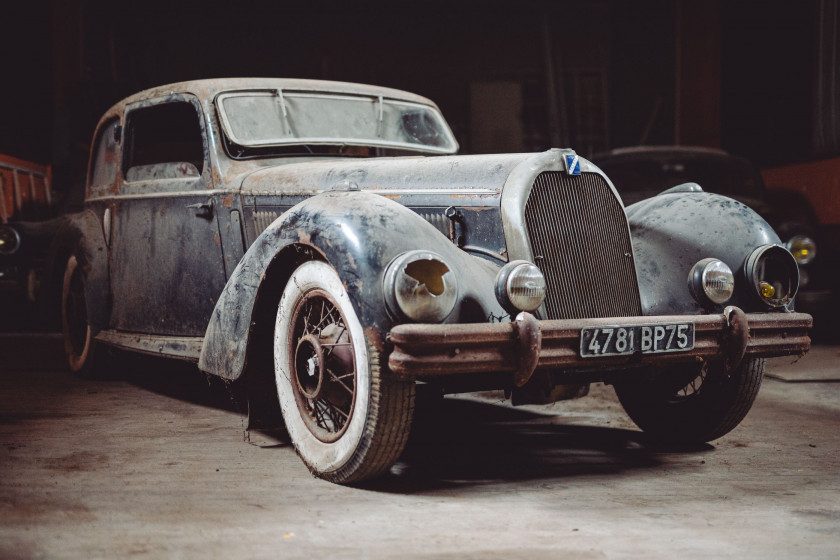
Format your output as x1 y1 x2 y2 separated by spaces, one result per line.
0 0 836 199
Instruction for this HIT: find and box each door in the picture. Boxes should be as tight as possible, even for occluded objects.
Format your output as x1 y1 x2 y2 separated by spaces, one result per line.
109 96 228 336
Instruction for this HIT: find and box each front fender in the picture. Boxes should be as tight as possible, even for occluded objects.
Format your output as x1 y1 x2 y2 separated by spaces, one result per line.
199 191 504 380
627 192 781 315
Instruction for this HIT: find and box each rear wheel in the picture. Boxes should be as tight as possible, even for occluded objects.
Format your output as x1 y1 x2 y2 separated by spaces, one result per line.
61 255 105 377
614 358 765 443
273 261 414 483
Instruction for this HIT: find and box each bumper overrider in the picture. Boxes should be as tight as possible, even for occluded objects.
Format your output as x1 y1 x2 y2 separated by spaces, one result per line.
387 306 812 386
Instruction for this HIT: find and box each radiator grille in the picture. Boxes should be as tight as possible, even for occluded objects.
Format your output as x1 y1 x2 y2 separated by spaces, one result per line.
254 210 278 236
418 211 449 236
524 171 642 320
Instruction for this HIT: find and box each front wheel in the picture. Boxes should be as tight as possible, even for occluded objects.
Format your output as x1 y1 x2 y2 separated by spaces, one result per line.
273 261 414 484
614 358 765 443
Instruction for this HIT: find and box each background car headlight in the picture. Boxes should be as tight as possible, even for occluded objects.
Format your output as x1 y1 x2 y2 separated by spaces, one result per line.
785 235 816 266
743 245 799 309
688 258 735 306
384 250 458 322
495 260 546 313
0 226 21 255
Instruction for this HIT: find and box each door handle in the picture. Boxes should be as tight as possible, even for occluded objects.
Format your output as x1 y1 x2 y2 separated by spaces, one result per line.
186 199 214 219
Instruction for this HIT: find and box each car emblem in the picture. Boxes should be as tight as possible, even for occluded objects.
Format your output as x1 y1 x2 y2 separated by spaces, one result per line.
565 154 581 176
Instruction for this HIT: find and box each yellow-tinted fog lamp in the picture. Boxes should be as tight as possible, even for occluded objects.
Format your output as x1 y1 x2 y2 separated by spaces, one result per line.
785 235 816 265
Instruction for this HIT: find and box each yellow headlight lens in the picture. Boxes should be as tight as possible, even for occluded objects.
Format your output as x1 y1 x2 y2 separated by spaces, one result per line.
759 281 775 299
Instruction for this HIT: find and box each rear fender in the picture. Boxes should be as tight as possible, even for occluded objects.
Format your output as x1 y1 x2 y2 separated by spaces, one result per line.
199 191 504 380
48 211 110 332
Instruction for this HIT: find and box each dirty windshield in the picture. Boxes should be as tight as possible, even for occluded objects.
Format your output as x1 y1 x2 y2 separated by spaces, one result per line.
217 90 457 155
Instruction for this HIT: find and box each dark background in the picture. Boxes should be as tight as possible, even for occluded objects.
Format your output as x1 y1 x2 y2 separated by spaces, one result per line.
0 0 838 199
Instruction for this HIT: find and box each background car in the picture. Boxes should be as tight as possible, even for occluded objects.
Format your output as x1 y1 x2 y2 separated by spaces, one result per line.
0 154 63 330
591 146 825 314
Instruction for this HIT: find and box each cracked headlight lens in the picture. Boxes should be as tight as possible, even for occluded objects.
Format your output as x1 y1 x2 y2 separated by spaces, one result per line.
384 250 458 322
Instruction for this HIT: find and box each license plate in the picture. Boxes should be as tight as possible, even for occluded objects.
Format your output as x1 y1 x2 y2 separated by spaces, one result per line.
580 323 695 357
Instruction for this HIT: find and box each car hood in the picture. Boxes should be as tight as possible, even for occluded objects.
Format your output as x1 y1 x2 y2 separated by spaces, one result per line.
238 152 535 206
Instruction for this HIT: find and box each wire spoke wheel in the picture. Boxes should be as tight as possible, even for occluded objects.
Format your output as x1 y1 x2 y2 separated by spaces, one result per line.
274 261 414 484
675 363 707 399
290 290 357 442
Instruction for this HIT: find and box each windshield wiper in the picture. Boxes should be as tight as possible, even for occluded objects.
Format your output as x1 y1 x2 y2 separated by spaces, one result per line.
276 88 292 136
376 95 384 138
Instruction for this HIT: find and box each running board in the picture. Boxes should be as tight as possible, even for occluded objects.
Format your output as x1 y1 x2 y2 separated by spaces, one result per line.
94 330 203 362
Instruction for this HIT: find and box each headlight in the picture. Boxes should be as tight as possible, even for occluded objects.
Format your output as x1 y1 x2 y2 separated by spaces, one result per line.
384 250 458 322
495 260 546 313
688 258 735 306
0 226 21 255
785 235 816 265
744 245 799 309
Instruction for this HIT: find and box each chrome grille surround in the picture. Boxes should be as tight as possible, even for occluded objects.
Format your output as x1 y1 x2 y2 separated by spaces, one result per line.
498 149 642 320
525 171 642 320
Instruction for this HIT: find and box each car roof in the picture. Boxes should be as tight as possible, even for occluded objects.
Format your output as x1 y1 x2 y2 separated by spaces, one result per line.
98 78 440 123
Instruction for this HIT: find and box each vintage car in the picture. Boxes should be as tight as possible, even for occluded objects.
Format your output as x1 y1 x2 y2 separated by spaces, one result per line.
54 78 811 484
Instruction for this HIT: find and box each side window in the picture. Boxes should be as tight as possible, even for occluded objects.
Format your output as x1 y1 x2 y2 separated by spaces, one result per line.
89 118 120 197
123 101 205 182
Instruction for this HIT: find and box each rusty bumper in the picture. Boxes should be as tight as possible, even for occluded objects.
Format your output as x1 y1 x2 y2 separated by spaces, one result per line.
388 307 812 384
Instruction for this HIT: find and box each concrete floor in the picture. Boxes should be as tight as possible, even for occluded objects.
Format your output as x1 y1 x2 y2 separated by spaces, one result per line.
1 335 838 559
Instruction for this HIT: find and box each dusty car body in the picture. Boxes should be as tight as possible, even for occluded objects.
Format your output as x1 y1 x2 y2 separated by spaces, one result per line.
54 79 811 484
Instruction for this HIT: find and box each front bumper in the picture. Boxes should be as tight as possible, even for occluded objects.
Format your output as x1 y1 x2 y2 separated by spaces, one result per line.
388 307 812 385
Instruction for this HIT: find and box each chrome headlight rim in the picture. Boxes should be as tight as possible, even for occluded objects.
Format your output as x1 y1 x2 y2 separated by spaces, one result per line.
0 225 21 256
785 234 817 266
688 258 735 307
383 250 458 323
743 244 799 309
494 260 547 313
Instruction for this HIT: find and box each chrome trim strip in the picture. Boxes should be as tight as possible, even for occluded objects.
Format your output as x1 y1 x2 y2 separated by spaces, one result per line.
86 190 237 203
88 188 499 203
95 330 203 362
360 189 500 197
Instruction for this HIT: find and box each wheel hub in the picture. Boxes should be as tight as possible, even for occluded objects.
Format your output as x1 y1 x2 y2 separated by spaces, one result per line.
294 334 326 400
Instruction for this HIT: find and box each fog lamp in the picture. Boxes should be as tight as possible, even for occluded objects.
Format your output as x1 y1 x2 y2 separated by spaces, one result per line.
495 261 546 312
0 226 21 255
688 258 735 306
785 235 816 265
